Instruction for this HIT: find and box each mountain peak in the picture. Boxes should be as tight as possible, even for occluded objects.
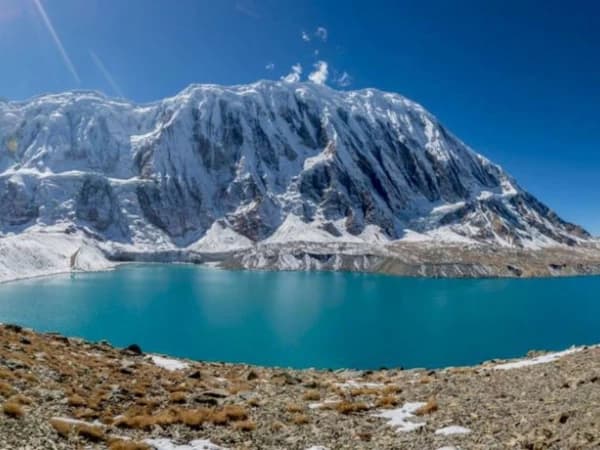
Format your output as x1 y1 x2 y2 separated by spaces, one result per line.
0 81 589 250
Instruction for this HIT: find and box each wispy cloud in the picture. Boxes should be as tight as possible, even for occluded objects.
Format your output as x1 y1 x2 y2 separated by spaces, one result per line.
265 62 275 70
235 1 260 19
335 71 352 87
315 26 328 42
282 63 302 83
32 0 80 84
301 27 328 43
90 51 124 98
308 61 328 85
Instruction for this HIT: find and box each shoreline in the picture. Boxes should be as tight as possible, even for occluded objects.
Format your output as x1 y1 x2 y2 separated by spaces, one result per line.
0 325 598 449
2 230 600 284
3 244 600 286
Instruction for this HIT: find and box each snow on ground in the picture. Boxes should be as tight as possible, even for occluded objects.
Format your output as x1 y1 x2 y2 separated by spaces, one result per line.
372 402 427 432
398 226 479 245
188 221 252 253
493 346 584 370
49 417 102 427
145 439 226 450
148 355 189 371
434 426 472 435
264 214 345 244
308 399 339 410
0 230 113 284
335 380 383 389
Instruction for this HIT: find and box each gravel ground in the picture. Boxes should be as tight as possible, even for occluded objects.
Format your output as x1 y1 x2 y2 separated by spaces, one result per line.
0 324 598 450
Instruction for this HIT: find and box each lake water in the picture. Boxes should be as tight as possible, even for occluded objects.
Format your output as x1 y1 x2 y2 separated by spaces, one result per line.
0 265 598 369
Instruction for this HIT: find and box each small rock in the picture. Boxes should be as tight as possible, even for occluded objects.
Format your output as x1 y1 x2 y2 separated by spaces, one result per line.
202 389 229 399
123 344 142 355
192 395 219 406
4 324 22 333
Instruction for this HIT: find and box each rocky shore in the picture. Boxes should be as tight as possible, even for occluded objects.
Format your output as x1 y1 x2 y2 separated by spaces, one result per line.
2 230 600 285
0 324 598 449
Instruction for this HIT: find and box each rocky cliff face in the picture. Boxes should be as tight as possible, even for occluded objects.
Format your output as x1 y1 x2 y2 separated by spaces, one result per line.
0 81 590 252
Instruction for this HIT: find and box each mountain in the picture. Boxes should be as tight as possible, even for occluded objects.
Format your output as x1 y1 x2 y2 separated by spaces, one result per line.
0 81 592 278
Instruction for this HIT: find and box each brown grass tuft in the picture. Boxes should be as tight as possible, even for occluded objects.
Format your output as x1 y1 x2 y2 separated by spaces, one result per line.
228 382 251 395
286 403 304 413
350 387 380 397
77 424 105 442
418 375 434 384
0 368 14 381
209 410 229 426
178 408 211 428
302 390 321 401
233 419 256 432
270 420 285 432
221 404 249 421
113 409 183 431
7 394 31 405
49 418 72 437
68 393 87 407
108 440 152 450
382 384 402 395
0 381 15 398
335 401 369 415
20 372 38 384
3 401 24 418
376 395 399 408
415 397 438 416
169 391 187 403
209 404 249 425
49 418 105 441
291 413 310 425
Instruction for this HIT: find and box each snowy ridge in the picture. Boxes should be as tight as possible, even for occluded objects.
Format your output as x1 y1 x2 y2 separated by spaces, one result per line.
0 228 113 283
0 81 590 266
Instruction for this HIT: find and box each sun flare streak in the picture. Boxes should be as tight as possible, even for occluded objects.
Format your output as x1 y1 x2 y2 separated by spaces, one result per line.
32 0 80 84
90 51 124 98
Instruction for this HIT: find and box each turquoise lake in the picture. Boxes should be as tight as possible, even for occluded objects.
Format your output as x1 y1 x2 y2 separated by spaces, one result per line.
0 265 598 369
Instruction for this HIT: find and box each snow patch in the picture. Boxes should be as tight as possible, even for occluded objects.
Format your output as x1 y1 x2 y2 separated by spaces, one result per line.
265 214 341 244
50 417 102 427
435 425 471 435
372 402 427 432
149 355 189 371
308 399 338 410
335 380 383 389
145 439 226 450
0 231 113 284
190 221 252 252
493 347 583 370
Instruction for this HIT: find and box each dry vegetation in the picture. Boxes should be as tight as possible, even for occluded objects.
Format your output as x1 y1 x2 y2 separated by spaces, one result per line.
3 401 24 418
0 324 598 449
415 397 438 416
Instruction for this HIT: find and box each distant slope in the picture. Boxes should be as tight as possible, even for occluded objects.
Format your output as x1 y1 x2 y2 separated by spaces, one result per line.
0 81 590 253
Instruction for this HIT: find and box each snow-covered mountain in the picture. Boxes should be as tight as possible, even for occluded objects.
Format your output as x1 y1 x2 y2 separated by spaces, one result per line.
0 81 590 253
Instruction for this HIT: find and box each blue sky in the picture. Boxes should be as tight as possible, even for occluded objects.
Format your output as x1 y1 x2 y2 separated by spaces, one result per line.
1 0 599 234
